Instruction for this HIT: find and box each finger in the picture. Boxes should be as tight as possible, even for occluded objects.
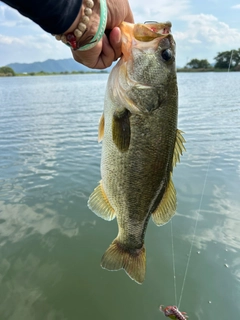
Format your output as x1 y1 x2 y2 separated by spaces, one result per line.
71 35 115 70
109 27 122 61
94 33 116 69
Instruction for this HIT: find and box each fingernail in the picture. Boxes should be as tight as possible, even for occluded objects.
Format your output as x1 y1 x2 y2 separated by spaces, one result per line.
116 27 121 43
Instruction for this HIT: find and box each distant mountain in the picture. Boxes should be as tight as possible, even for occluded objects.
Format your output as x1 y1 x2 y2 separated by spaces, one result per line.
7 58 113 73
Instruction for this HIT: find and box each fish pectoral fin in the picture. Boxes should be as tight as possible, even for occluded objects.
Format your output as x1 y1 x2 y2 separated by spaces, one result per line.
88 181 115 221
172 129 186 168
112 109 131 152
152 175 177 226
98 113 104 142
101 238 146 284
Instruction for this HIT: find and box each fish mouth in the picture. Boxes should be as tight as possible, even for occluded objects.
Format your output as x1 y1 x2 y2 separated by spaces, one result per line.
119 21 172 43
134 21 172 41
119 21 172 60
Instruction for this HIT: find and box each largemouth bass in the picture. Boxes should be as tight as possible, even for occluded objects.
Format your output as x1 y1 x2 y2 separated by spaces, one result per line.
88 21 185 284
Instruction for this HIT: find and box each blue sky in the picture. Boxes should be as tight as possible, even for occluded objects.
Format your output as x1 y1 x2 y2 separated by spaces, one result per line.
0 0 240 67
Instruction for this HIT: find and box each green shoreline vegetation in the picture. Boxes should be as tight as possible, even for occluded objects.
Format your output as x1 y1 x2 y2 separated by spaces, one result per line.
0 67 108 77
1 48 240 77
177 67 240 72
178 48 240 72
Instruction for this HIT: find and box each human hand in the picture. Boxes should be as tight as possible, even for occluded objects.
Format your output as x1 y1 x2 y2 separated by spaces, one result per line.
65 0 134 69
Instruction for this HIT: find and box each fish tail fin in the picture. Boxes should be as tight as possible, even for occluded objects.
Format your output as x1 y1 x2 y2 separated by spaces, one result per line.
101 238 146 284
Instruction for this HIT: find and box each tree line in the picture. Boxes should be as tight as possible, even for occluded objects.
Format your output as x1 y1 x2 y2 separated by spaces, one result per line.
185 48 240 71
0 66 15 76
1 48 240 76
0 67 108 77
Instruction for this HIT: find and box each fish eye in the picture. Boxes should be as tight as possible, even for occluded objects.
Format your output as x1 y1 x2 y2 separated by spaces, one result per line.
161 49 172 61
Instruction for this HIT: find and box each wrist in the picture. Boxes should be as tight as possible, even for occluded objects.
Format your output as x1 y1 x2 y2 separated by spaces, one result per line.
77 0 107 51
53 0 107 51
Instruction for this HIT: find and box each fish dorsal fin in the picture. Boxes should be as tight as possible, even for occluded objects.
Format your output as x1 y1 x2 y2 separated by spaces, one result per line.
112 109 131 152
152 175 176 226
98 114 104 142
172 129 186 168
88 181 116 221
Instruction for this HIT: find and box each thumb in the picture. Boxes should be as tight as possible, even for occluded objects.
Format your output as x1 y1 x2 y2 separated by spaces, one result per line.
109 27 122 60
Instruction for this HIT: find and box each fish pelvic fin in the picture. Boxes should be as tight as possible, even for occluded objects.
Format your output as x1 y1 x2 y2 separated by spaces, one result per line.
98 113 104 142
152 174 176 226
101 239 146 284
172 129 186 168
88 181 116 221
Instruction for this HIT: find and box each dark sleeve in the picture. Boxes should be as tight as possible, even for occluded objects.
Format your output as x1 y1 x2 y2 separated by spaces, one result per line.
1 0 82 34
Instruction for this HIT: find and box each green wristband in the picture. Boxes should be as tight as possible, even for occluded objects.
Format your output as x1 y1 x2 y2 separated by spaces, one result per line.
77 0 108 51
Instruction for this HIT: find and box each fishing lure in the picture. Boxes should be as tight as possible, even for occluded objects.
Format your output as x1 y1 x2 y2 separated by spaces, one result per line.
160 305 188 320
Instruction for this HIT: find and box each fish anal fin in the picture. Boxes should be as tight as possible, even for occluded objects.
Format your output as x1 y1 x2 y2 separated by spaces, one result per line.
172 129 186 168
98 113 104 142
112 109 131 152
88 181 115 221
152 175 176 226
101 239 146 284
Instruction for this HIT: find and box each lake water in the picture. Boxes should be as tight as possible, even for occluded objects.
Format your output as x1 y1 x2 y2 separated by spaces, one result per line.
0 73 239 320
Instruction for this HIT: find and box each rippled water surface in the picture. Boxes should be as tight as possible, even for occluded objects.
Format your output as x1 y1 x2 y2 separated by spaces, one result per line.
0 73 240 319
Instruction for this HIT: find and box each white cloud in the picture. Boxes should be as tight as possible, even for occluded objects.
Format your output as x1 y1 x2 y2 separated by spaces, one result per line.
188 39 202 44
0 33 72 65
0 34 23 45
176 14 240 45
0 4 31 27
129 0 191 22
172 13 240 66
231 4 240 9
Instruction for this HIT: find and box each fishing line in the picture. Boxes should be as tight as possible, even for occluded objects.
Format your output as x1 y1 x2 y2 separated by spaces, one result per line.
170 219 177 306
177 153 212 309
171 50 234 310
